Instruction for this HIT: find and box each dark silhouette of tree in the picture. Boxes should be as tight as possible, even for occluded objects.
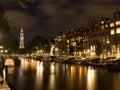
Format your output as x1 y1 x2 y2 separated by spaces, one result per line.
25 35 50 54
95 40 102 56
0 6 19 54
69 45 75 55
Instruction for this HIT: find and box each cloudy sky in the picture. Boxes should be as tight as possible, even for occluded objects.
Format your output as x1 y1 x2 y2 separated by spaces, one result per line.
0 0 120 42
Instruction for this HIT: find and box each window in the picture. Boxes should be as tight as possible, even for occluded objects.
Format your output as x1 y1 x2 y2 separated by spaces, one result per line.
72 42 76 46
106 36 110 43
78 36 80 41
91 45 95 51
71 38 74 41
105 24 108 27
58 39 61 41
67 40 69 43
101 21 104 24
111 45 116 54
116 21 120 25
116 28 120 34
101 26 104 30
118 45 120 55
111 29 115 35
110 23 114 27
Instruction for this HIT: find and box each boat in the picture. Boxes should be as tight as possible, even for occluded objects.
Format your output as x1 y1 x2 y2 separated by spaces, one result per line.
80 58 108 67
87 62 108 67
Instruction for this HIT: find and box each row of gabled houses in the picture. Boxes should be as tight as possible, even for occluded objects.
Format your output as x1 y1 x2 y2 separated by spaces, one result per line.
54 10 120 59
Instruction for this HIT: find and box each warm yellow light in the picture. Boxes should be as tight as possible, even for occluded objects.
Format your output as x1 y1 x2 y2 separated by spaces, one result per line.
111 29 115 35
87 49 90 53
67 40 69 43
110 23 114 27
51 62 55 74
101 26 104 30
116 21 120 25
106 36 110 43
0 46 3 49
91 46 95 51
101 21 104 24
40 50 42 53
0 50 3 53
116 28 120 34
55 48 58 51
5 50 8 53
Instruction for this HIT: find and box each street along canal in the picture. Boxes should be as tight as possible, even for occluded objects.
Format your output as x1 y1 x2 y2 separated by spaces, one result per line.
1 58 120 90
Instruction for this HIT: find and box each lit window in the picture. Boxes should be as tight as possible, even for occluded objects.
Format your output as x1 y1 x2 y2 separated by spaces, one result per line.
101 21 104 24
111 45 116 54
0 50 3 53
78 36 80 41
110 23 114 27
5 50 8 53
58 39 61 41
116 21 120 25
105 24 108 27
106 36 110 43
0 46 3 49
101 26 104 30
71 38 74 41
72 42 76 46
67 40 69 43
91 45 95 51
111 29 115 35
118 45 120 55
116 28 120 34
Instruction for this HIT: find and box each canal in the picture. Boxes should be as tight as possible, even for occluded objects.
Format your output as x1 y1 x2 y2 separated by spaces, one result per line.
2 58 120 90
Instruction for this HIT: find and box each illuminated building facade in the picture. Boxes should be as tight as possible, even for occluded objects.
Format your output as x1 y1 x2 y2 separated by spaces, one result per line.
54 10 120 58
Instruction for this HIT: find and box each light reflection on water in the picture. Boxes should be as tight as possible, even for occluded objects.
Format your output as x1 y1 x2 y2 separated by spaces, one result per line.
3 59 120 90
35 61 43 89
87 67 96 90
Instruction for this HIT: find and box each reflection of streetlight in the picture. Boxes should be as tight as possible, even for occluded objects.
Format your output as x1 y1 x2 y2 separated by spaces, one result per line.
51 62 55 74
87 68 96 90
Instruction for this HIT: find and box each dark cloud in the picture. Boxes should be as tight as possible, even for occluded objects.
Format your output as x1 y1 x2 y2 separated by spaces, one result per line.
0 0 120 42
5 10 38 29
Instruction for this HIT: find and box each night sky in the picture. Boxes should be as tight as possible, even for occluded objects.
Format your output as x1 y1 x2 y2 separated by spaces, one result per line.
0 0 120 42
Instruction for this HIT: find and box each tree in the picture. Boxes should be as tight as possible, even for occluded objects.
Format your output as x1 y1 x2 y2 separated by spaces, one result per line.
69 45 75 55
0 6 19 54
95 40 102 56
25 35 50 54
7 37 19 54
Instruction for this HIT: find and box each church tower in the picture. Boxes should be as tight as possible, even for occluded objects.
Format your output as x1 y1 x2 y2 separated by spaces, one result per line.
19 27 25 49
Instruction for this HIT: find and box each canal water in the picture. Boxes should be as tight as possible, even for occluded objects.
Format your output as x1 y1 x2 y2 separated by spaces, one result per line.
2 58 120 90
